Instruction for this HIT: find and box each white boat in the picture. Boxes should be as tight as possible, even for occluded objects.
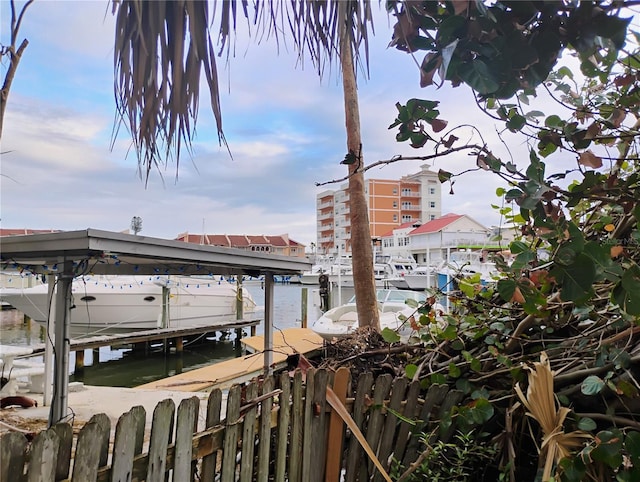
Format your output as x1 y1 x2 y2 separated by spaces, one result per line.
388 265 436 291
337 255 418 288
300 257 352 285
436 250 500 293
0 275 256 337
311 288 432 340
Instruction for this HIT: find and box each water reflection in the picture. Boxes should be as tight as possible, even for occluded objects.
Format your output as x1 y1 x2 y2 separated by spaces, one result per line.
70 339 241 388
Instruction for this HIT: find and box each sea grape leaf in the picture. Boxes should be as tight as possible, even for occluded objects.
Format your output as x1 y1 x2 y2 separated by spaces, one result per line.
551 253 595 303
381 327 401 343
612 264 640 315
581 375 605 395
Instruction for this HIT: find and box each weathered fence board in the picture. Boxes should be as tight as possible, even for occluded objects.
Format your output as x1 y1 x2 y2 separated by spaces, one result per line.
146 398 175 481
28 428 59 482
275 371 291 482
365 374 393 480
257 375 275 482
201 388 223 480
376 376 408 481
344 371 374 482
174 397 199 480
2 367 470 482
240 382 258 482
52 422 73 481
289 370 304 482
71 421 107 481
310 369 329 482
111 410 138 482
1 432 27 482
221 385 241 482
325 367 350 482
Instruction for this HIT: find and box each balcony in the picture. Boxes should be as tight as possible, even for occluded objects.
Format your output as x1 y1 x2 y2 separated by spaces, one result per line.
317 212 333 221
400 191 420 197
317 200 334 209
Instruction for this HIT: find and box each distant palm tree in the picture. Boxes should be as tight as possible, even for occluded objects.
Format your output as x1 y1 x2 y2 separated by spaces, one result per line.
112 0 380 328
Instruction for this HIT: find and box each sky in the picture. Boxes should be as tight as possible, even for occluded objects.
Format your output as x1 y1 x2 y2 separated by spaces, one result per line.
0 1 610 248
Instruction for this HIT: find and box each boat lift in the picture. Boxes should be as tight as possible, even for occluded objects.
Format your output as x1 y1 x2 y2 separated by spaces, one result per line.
0 229 311 427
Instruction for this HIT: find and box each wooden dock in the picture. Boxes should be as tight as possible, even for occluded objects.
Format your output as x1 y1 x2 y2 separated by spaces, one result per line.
135 328 324 392
26 319 261 373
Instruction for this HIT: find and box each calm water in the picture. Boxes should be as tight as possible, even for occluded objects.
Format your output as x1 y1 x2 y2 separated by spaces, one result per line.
0 283 350 387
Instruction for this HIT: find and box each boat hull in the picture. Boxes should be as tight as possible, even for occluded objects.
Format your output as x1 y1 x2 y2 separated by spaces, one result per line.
0 276 256 337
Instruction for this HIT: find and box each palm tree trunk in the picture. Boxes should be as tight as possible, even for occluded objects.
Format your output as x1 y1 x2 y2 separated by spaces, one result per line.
340 28 379 331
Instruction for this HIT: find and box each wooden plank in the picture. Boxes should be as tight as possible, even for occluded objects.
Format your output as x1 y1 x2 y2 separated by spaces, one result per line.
240 382 259 482
146 399 175 482
402 384 449 468
129 406 146 456
300 368 315 482
136 328 323 392
28 320 262 354
275 371 291 482
288 370 304 482
241 328 323 355
324 367 350 482
376 377 408 481
72 422 107 482
221 385 242 482
257 375 275 482
310 369 328 482
365 374 393 479
436 389 464 443
0 432 27 482
52 422 73 480
86 413 111 469
174 397 200 481
344 372 374 482
27 428 59 482
391 380 421 465
111 411 137 482
201 389 223 480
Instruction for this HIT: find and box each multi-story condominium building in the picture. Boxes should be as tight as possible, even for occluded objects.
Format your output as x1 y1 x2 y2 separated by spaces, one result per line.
316 165 441 255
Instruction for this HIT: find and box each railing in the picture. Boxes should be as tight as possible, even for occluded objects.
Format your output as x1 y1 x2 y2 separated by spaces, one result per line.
1 369 463 482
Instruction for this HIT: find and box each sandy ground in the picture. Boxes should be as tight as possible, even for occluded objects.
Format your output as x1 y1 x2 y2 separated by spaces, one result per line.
0 384 219 437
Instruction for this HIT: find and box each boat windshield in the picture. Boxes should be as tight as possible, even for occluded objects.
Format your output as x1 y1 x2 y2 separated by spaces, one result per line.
346 289 428 304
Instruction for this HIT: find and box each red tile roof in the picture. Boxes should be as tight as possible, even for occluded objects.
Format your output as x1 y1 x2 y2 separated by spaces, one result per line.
174 233 304 250
379 220 422 238
409 213 462 235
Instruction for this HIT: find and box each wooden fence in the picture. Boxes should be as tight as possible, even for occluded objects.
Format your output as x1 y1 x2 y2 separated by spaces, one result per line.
0 368 463 482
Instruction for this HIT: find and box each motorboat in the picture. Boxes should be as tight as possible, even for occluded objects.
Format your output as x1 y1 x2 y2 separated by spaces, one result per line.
436 250 500 293
388 265 435 291
311 288 433 340
337 255 418 289
0 275 257 337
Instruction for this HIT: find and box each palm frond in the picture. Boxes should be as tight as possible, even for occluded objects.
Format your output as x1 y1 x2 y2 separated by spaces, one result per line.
515 352 592 481
112 0 227 181
112 0 374 179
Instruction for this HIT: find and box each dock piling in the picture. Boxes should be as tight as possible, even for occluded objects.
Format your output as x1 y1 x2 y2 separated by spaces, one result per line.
74 349 85 374
301 288 308 328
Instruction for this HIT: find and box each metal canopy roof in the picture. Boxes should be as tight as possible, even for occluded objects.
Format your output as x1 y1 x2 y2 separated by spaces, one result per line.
0 228 311 276
0 228 311 426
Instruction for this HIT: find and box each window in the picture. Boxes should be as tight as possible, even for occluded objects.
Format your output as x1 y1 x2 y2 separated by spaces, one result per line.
393 214 398 222
430 201 436 208
393 201 398 208
392 188 397 194
430 214 436 220
429 187 436 195
402 215 412 222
